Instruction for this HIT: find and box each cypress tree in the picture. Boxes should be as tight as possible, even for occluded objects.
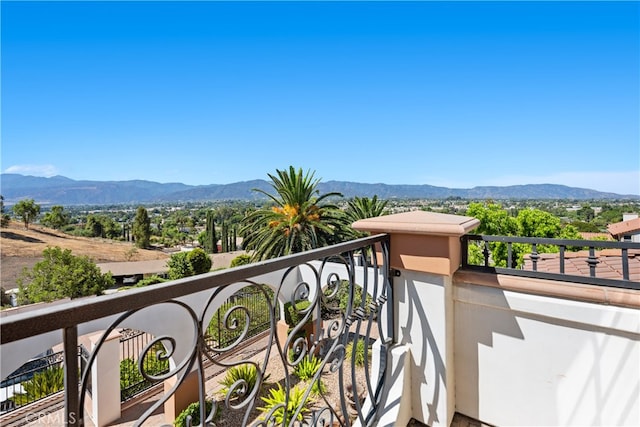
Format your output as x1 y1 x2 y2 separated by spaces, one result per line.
204 211 217 254
221 222 228 252
232 227 237 251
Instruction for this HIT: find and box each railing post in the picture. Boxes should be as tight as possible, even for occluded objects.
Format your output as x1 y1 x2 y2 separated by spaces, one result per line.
530 243 539 271
622 247 630 280
587 246 599 277
354 211 480 427
460 236 469 268
63 326 79 427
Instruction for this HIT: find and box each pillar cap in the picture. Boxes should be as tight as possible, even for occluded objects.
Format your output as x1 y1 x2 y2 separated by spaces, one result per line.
353 211 480 237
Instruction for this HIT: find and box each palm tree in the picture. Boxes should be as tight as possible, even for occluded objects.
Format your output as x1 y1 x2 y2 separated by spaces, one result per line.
240 167 343 261
344 195 389 239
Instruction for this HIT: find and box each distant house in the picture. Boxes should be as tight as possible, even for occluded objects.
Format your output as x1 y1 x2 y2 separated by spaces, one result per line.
607 214 640 242
97 260 169 286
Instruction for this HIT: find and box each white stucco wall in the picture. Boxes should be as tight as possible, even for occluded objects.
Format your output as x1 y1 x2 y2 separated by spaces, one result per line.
393 269 454 427
454 281 640 426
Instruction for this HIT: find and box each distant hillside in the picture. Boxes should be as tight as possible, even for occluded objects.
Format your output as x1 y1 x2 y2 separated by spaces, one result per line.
0 173 636 205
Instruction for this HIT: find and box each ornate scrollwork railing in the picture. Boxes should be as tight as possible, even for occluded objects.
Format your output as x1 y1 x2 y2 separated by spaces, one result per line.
0 234 392 426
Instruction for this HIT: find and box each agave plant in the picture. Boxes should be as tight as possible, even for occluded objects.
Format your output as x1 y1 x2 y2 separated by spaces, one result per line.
294 355 326 396
258 383 312 424
218 363 269 400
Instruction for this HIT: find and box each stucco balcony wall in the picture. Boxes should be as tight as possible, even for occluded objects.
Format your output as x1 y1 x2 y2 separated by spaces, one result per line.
355 211 640 427
454 272 640 426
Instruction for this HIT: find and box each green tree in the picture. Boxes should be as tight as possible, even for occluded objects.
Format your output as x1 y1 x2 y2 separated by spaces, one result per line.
240 167 343 261
0 195 10 227
132 206 151 248
516 208 561 238
467 202 518 236
187 247 212 275
569 220 601 233
466 203 583 268
202 210 218 254
17 246 114 304
167 252 192 280
576 205 595 222
344 195 388 239
167 248 211 280
85 214 105 237
41 205 69 230
13 198 40 229
85 214 120 239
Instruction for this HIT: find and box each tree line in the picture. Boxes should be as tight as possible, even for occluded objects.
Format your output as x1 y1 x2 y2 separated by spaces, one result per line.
1 166 637 307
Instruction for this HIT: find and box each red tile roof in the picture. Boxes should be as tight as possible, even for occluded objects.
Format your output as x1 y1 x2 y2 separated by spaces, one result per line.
607 218 640 238
523 249 640 282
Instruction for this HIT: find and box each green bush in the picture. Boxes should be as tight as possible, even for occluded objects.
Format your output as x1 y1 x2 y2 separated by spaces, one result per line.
294 355 321 382
294 354 326 395
283 299 311 326
336 281 373 316
230 254 252 267
135 275 167 287
346 339 370 367
120 343 170 400
218 363 266 400
173 400 214 427
11 366 65 406
206 286 272 347
259 383 311 424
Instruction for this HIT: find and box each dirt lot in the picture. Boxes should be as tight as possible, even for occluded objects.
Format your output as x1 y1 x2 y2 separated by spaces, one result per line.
1 221 246 291
1 221 170 290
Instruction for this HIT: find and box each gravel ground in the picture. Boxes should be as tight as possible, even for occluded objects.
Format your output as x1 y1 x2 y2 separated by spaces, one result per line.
206 335 368 427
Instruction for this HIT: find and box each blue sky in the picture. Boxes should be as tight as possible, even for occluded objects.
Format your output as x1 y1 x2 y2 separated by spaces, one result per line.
2 1 639 195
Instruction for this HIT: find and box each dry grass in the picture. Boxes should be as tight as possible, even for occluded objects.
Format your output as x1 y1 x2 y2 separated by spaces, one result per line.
1 220 169 290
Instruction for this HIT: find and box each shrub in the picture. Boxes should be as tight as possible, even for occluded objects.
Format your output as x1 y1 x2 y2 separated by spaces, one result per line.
336 281 373 316
206 286 272 347
294 355 321 382
230 254 252 267
346 339 370 367
120 343 170 400
174 400 214 427
283 299 311 326
218 363 266 400
259 383 311 424
135 275 167 287
11 366 64 406
294 355 326 395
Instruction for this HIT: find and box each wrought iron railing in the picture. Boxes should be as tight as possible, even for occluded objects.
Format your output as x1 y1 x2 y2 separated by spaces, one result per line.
204 285 273 352
119 329 171 402
461 234 640 289
0 347 84 415
0 234 392 426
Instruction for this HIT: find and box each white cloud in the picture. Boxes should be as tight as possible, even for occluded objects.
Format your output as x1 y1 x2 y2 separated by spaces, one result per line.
3 164 59 177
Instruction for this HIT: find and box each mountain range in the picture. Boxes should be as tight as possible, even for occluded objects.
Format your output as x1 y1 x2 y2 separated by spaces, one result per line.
0 174 637 206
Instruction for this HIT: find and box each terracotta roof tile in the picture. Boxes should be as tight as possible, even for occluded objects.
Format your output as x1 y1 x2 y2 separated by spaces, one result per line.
523 250 640 282
607 218 640 237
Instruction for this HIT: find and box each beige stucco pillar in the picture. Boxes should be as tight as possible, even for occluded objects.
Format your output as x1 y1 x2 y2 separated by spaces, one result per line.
353 211 479 427
89 330 122 427
164 369 201 423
